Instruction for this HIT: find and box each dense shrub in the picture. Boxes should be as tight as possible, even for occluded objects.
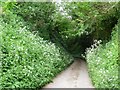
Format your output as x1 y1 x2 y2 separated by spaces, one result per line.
0 13 73 88
11 2 55 40
3 2 119 58
85 22 119 88
65 2 118 38
1 2 119 88
1 2 56 40
53 2 119 57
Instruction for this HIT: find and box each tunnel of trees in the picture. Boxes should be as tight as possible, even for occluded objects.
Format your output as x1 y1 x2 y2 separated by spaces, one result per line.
0 1 119 89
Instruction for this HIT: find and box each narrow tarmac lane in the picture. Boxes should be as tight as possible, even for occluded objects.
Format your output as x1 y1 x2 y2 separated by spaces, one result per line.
43 60 94 88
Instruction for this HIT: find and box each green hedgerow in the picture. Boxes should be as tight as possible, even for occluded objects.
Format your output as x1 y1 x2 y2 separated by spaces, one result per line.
0 12 73 88
86 22 119 88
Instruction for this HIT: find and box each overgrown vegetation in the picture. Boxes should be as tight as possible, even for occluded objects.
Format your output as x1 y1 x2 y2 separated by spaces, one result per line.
2 2 56 40
0 12 73 88
86 21 119 88
51 2 119 57
0 1 119 89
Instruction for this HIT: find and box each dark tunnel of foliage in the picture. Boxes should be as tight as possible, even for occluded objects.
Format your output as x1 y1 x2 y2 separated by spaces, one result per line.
7 2 119 58
0 1 119 88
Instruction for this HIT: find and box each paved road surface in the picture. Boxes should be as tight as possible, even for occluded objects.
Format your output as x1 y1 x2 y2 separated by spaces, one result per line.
43 60 94 88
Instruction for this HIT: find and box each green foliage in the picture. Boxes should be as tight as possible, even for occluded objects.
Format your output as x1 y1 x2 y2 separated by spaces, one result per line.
85 22 119 88
9 2 56 40
1 2 119 88
1 1 16 11
54 2 119 57
3 2 119 58
64 2 116 36
0 12 73 88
